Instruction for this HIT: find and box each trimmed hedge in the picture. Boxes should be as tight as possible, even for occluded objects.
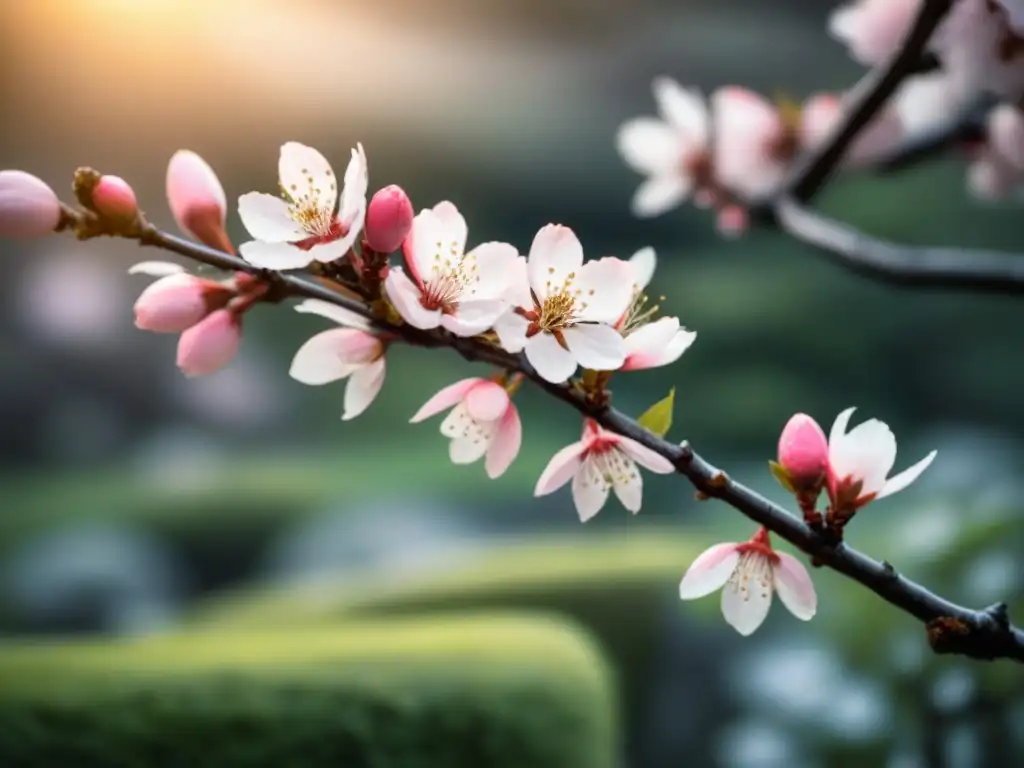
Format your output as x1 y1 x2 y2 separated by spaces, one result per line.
0 613 617 768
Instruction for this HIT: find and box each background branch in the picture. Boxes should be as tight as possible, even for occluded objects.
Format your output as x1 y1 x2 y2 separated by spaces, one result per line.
130 223 1024 663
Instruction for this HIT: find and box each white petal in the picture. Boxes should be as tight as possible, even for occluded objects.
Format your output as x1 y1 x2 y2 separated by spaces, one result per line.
878 449 937 499
616 436 675 473
384 268 442 330
611 453 643 512
464 381 510 422
571 456 611 522
829 406 856 446
279 142 337 213
342 357 385 420
289 328 379 385
486 405 522 479
449 434 490 464
827 5 857 44
308 231 355 263
631 176 689 218
128 261 186 277
464 241 521 299
401 209 444 287
237 192 304 242
562 324 625 371
628 247 656 290
830 418 897 496
623 316 679 357
712 86 787 197
720 556 774 636
615 118 682 176
502 255 533 308
410 378 482 423
527 224 584 302
658 328 698 366
338 143 368 227
238 240 314 270
535 441 588 496
678 543 741 599
494 311 529 354
431 201 468 256
524 332 578 383
294 299 372 331
574 257 634 324
772 553 817 621
652 77 709 143
441 299 507 337
989 104 1024 171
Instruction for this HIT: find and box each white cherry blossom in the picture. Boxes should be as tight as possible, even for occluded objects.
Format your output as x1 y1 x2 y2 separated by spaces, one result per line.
384 201 519 336
534 418 674 521
238 142 368 270
289 299 386 420
679 528 817 636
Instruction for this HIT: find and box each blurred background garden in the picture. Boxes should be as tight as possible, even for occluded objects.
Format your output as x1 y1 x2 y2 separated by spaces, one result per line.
1 0 1023 766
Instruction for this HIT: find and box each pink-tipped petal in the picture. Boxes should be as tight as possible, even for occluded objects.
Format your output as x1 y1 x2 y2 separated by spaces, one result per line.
534 441 588 496
176 309 241 378
678 543 741 599
289 328 380 385
167 150 233 252
134 273 231 333
343 357 386 420
464 381 510 422
0 170 61 239
772 553 817 621
486 404 522 479
410 378 483 423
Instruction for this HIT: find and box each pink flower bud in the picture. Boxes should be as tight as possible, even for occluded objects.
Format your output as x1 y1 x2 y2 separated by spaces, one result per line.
166 150 233 254
777 413 829 490
134 273 234 333
92 175 138 220
0 170 61 239
176 309 241 377
364 185 414 253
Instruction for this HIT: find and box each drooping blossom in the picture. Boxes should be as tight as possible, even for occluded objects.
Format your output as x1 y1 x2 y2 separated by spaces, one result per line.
967 103 1024 199
534 418 674 521
129 260 234 333
166 150 234 254
776 413 829 492
826 407 937 513
679 528 817 636
92 176 138 220
176 309 242 378
494 225 633 383
238 142 368 270
384 201 519 336
828 0 922 66
365 185 414 253
0 170 61 239
409 377 522 479
289 299 387 420
616 78 712 217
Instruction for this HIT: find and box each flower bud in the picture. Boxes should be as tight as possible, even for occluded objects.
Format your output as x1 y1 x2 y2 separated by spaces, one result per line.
0 170 61 239
134 273 234 333
777 413 829 491
364 185 414 253
92 175 138 220
166 150 233 253
176 309 241 377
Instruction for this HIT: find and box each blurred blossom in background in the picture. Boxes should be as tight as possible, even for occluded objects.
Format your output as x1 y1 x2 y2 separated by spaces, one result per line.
0 1 1022 767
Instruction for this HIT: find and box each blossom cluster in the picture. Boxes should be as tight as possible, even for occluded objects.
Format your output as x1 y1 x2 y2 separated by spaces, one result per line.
617 0 1024 228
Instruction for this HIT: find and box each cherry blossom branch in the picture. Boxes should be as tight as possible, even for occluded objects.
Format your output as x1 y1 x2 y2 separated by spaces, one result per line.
131 222 1024 662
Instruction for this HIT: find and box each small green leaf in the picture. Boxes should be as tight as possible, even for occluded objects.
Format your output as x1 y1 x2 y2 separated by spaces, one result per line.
768 460 796 493
637 388 675 438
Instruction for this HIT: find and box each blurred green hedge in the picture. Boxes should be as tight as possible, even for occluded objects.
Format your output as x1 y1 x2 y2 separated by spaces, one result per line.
0 613 617 768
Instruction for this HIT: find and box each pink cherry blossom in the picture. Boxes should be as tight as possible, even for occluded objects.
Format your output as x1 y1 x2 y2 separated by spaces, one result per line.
826 407 937 512
289 299 386 420
176 308 242 378
967 103 1024 199
777 413 829 491
0 170 61 239
616 77 712 217
933 0 1024 101
494 225 633 383
800 93 904 166
365 184 414 253
679 528 817 636
166 150 234 254
92 175 138 220
410 377 522 479
828 0 922 67
384 201 519 336
238 142 368 270
534 418 674 521
711 87 794 200
129 261 234 333
621 316 696 371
